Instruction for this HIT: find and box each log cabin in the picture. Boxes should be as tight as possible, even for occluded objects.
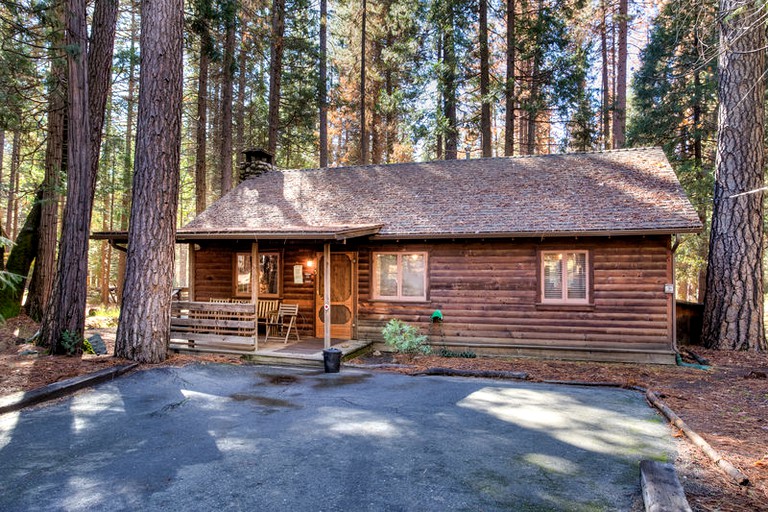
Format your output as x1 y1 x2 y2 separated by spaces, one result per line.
97 147 703 363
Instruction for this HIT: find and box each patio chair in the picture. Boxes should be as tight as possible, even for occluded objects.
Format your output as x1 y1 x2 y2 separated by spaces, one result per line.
264 304 300 344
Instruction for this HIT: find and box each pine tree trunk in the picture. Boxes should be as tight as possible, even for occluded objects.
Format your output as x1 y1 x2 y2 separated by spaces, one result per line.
319 0 328 167
504 0 515 156
612 0 627 149
26 10 66 321
479 0 491 157
39 0 91 352
236 26 247 168
443 18 458 160
701 0 766 351
360 0 368 165
5 130 20 241
117 0 137 302
0 189 43 320
267 0 286 157
196 48 209 214
219 2 236 194
600 0 610 149
115 0 183 363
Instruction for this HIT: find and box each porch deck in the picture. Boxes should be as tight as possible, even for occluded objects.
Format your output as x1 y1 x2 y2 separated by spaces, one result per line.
169 300 373 367
169 337 373 368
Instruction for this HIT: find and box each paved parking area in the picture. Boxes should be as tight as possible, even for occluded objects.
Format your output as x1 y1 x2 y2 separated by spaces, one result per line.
0 364 676 511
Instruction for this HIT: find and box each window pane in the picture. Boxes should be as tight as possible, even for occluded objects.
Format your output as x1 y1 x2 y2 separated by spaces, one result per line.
566 252 587 300
236 254 251 294
402 254 425 298
375 254 398 297
259 254 279 295
543 253 563 300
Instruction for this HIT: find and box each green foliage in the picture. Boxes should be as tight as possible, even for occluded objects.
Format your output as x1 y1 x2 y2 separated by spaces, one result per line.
381 319 431 355
437 347 476 358
59 330 84 356
628 0 718 300
82 338 96 355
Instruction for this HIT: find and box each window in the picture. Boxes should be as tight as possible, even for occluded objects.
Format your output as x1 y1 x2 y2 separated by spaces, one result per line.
234 252 281 297
372 252 427 301
540 251 589 304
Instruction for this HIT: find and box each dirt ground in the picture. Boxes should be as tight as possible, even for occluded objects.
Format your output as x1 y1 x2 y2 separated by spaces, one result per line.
1 314 766 511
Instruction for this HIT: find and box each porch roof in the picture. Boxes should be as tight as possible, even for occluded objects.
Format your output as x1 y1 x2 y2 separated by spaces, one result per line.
178 147 702 240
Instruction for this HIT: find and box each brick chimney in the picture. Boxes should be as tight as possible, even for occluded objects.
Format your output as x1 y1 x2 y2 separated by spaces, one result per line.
239 148 276 181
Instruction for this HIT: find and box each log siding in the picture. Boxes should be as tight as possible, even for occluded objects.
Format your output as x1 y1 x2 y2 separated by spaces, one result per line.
190 235 674 362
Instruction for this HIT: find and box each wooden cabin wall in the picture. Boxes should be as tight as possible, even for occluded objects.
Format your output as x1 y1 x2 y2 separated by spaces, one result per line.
192 243 234 301
191 236 672 350
191 241 317 336
355 236 672 350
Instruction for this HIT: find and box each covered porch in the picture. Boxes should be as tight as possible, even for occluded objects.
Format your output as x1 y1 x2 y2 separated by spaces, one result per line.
168 299 373 366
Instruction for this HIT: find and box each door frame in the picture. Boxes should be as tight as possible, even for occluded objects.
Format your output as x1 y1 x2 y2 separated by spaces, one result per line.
315 250 358 340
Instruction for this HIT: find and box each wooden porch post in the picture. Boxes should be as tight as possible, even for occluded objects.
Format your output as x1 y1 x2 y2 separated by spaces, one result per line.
251 241 259 351
188 243 196 301
324 242 331 349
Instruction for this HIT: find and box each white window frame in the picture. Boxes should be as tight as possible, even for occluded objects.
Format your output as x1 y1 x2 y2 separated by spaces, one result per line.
372 252 428 302
540 250 590 305
234 252 281 298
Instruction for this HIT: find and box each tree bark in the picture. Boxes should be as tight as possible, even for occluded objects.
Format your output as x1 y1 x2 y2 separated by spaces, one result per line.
116 0 184 363
600 0 610 149
236 23 247 168
40 0 118 352
443 15 457 160
267 0 286 157
360 0 368 165
26 5 67 321
701 0 766 351
504 0 515 156
219 0 236 194
479 0 491 157
319 0 328 167
39 0 91 352
117 0 137 302
612 0 627 149
5 130 20 241
196 45 209 214
0 188 42 320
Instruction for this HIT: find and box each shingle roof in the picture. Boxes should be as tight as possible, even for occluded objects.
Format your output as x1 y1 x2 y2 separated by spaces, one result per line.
179 147 703 239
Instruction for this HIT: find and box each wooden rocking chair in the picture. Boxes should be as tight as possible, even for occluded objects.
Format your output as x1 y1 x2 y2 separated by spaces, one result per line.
264 304 300 344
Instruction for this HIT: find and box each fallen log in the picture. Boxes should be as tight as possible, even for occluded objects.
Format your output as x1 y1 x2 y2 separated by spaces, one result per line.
646 390 749 485
415 367 528 380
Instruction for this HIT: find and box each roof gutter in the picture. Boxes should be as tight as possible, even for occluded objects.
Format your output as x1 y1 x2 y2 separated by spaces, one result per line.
371 227 702 240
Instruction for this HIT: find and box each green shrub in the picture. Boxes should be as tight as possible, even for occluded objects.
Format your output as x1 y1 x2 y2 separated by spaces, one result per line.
437 348 477 358
59 330 83 356
381 319 431 355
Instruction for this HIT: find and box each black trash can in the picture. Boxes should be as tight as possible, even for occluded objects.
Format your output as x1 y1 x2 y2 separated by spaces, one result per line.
322 348 342 373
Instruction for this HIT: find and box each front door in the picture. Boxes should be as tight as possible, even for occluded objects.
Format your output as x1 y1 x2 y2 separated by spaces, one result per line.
315 252 356 339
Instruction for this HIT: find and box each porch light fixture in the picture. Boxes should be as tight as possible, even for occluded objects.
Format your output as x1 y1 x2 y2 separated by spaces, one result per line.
305 259 316 277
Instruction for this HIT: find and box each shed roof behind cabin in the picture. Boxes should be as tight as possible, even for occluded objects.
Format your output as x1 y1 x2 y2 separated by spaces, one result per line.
179 147 702 240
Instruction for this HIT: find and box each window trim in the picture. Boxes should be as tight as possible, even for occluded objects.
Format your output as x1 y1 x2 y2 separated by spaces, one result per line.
538 249 591 305
233 251 282 298
371 251 428 302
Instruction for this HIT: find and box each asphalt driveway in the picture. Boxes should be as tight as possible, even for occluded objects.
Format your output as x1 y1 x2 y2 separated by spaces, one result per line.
0 364 676 511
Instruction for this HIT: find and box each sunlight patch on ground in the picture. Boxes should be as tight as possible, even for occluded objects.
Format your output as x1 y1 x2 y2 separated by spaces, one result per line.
522 453 580 475
0 410 20 450
180 388 228 409
70 390 125 433
62 475 108 511
313 407 414 439
459 387 660 456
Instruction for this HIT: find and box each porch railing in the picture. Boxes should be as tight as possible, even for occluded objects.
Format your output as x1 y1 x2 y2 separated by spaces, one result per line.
170 301 258 352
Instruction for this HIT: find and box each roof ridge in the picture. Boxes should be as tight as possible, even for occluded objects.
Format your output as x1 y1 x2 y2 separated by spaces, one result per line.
264 147 664 175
